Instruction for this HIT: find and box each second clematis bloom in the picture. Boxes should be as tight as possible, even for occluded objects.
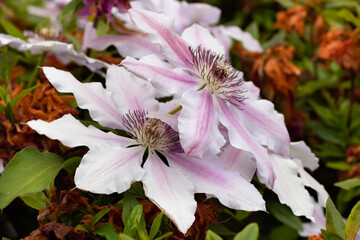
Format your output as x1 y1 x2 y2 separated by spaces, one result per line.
27 66 266 234
121 9 290 188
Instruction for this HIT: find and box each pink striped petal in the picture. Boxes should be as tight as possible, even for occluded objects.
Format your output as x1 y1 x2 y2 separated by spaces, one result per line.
142 153 196 234
179 89 225 158
128 9 193 69
122 55 199 95
181 24 224 55
42 67 124 129
219 100 275 187
237 98 290 155
75 145 145 194
27 114 132 148
106 66 159 112
290 141 319 171
219 143 256 182
168 153 266 212
270 153 314 221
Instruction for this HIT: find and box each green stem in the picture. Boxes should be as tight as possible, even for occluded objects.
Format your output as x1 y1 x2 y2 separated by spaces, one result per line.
27 53 46 88
347 72 355 129
168 105 182 115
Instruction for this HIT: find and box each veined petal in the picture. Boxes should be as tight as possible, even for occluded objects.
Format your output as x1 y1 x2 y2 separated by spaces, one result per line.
270 153 314 221
242 81 260 99
106 66 159 112
42 67 124 129
219 143 256 182
122 55 198 95
218 26 263 53
290 141 319 171
179 89 225 158
27 114 132 148
169 153 266 212
142 153 196 234
128 9 192 68
75 145 145 194
294 159 329 207
237 98 290 155
219 100 275 187
181 24 224 56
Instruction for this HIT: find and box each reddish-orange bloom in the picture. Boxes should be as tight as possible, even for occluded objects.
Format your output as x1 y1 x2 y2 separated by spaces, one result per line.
317 28 360 70
274 6 307 35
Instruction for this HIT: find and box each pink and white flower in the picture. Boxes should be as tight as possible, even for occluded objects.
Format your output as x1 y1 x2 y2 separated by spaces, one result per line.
121 9 290 188
27 66 266 234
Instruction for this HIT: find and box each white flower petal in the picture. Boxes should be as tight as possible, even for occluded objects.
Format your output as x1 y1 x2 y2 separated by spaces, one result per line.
42 67 124 129
270 153 314 221
290 141 319 171
142 153 196 234
27 114 131 148
169 153 266 212
106 66 159 112
181 24 224 55
75 145 145 194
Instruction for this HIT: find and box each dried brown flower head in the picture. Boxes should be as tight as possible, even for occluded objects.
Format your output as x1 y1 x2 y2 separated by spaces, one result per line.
274 6 308 35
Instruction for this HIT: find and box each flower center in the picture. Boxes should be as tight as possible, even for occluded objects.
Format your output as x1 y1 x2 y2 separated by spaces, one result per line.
190 46 245 108
122 111 181 154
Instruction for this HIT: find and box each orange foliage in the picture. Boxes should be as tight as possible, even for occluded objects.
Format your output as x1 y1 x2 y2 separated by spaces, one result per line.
274 6 307 35
317 28 360 70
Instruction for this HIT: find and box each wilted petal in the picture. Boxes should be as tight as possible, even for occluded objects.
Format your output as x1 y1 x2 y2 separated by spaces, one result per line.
106 66 159 112
142 153 196 234
290 141 319 171
169 153 266 212
237 98 290 155
42 67 124 129
219 143 256 182
294 159 329 207
270 153 314 221
219 100 275 187
75 145 145 194
218 26 263 53
179 89 225 158
128 9 192 68
27 114 132 148
181 24 224 55
122 55 198 95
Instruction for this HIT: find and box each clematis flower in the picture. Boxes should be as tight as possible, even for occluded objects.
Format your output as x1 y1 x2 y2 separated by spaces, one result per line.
220 140 329 221
83 0 261 59
121 9 290 187
80 0 133 20
0 33 109 73
27 66 266 233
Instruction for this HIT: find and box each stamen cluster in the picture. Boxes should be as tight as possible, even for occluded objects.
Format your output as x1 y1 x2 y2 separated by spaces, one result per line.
190 46 246 107
122 110 182 154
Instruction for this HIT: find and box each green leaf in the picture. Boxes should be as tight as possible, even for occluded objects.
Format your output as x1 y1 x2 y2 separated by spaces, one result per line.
245 22 259 39
59 0 80 21
119 233 136 240
275 0 295 8
326 162 351 171
96 20 110 37
326 198 346 239
267 202 303 231
154 232 172 240
122 192 139 225
93 224 118 240
269 225 298 240
75 224 89 233
0 19 26 40
123 204 143 237
62 157 82 174
262 31 286 50
149 212 164 240
234 223 259 240
91 208 111 229
321 230 344 240
0 147 63 209
335 179 360 190
205 230 223 240
345 201 360 240
20 192 49 210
